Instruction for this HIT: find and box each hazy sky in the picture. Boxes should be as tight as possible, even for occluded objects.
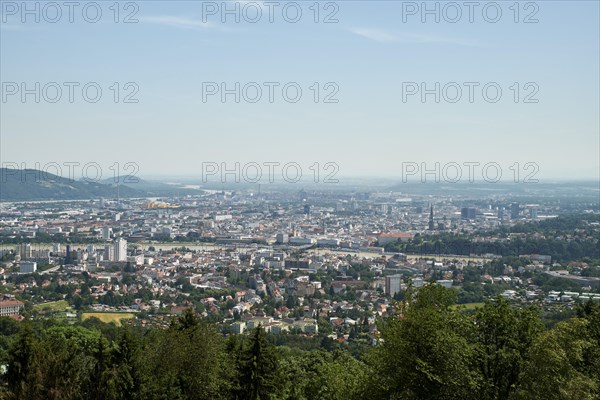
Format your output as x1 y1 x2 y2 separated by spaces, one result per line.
1 1 599 182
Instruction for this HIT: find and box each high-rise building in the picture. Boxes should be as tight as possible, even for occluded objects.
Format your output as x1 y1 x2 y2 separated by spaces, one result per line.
276 233 289 244
115 238 127 262
102 226 112 240
65 244 72 264
530 207 538 220
17 243 32 259
385 274 403 296
510 203 520 219
104 245 115 262
461 207 477 220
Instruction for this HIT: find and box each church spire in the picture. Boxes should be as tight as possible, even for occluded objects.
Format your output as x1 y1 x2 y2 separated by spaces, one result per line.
428 205 435 231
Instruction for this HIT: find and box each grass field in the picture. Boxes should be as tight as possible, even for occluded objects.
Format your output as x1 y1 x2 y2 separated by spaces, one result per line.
82 312 135 326
33 300 72 313
451 302 485 311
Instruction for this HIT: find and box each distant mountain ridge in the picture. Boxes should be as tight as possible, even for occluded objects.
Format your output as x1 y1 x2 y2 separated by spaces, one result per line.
0 168 145 201
0 169 204 201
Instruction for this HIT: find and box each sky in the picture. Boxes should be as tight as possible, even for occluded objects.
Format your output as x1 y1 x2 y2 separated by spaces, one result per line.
1 0 599 183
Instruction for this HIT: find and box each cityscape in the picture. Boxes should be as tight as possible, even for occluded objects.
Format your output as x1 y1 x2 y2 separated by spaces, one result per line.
0 177 598 398
1 182 599 328
1 0 599 399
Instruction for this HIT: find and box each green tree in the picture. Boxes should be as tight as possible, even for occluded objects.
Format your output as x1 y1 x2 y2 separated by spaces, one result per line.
307 350 368 400
474 299 543 400
92 328 143 400
140 311 230 400
515 318 598 400
5 325 40 399
6 324 102 400
366 285 480 400
236 326 279 400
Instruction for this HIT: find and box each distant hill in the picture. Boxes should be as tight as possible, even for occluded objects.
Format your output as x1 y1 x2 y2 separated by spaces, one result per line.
99 176 150 186
99 176 206 197
0 169 206 201
0 169 145 201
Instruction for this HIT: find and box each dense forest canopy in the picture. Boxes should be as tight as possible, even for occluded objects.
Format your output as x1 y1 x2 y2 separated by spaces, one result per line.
1 285 599 400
